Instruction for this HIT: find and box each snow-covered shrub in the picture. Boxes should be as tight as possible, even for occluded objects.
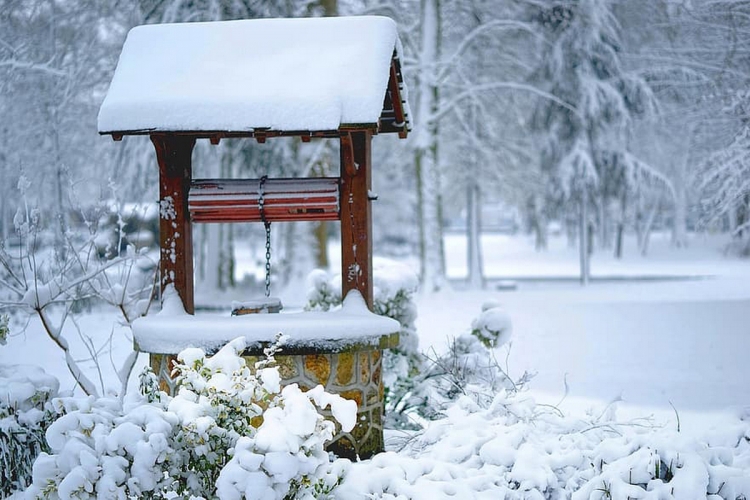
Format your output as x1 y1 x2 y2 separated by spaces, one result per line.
403 303 530 422
0 313 8 345
305 268 341 312
306 259 422 429
470 301 513 348
26 337 355 499
0 364 59 497
334 393 750 499
1 181 157 398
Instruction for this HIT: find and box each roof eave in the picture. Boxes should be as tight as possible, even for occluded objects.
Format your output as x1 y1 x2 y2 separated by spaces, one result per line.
101 125 382 143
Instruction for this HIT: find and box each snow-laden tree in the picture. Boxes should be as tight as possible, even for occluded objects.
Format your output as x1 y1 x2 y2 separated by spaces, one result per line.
667 0 750 254
371 0 549 289
435 1 540 289
528 0 656 280
411 0 445 292
698 89 750 255
614 0 744 252
0 0 134 254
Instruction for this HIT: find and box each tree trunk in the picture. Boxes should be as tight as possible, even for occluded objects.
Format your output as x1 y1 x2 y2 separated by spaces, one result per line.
0 181 7 243
671 123 694 248
466 181 483 289
529 195 548 251
635 196 645 250
587 219 594 278
614 191 626 259
599 196 607 250
204 223 222 289
579 187 589 286
314 220 329 269
320 0 337 16
728 202 738 233
672 181 688 248
465 96 483 289
640 201 659 256
415 0 445 291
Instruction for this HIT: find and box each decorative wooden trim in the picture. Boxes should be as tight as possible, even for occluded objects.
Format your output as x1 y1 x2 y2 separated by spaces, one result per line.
389 58 408 139
101 126 377 140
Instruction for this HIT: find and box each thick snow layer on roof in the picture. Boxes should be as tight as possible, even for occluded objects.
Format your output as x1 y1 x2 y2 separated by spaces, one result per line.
98 16 403 133
133 290 400 354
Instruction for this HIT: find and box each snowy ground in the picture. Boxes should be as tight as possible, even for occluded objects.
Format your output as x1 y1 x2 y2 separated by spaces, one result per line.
419 231 750 437
2 230 748 433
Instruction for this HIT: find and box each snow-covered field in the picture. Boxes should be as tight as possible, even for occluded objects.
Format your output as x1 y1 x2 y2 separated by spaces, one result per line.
419 231 750 436
3 231 749 423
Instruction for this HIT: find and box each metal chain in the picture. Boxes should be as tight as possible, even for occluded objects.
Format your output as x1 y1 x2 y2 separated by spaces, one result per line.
258 175 271 297
264 221 271 297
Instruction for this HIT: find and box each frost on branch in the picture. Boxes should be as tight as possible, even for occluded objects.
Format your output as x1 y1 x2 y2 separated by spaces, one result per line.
26 337 354 499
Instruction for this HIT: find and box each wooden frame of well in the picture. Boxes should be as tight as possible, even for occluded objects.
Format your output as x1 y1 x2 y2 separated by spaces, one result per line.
103 49 409 458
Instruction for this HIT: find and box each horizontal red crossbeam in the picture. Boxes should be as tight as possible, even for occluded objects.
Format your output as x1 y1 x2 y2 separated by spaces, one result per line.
189 177 340 223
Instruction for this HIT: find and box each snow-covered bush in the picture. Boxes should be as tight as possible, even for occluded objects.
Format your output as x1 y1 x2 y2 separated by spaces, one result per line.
0 181 157 398
0 364 59 497
306 259 422 429
404 303 531 421
0 313 8 345
334 393 750 499
307 270 529 428
26 337 355 499
470 301 513 348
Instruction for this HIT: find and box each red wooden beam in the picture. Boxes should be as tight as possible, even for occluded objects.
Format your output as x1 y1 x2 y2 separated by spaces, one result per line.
340 131 373 309
189 178 340 223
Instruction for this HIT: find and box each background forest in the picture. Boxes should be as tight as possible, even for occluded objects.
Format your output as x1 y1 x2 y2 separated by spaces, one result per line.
1 0 749 294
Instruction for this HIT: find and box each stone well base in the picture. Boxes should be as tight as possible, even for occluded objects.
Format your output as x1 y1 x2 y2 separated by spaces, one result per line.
150 347 386 460
243 348 384 460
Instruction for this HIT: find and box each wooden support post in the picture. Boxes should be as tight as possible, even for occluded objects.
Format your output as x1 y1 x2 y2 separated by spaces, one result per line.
151 134 196 393
340 131 373 309
152 134 196 313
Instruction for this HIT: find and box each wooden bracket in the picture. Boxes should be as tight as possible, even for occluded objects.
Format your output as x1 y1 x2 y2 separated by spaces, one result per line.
340 133 358 177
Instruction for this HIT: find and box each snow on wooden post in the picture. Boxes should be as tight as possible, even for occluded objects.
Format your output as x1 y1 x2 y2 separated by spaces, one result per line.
340 130 374 309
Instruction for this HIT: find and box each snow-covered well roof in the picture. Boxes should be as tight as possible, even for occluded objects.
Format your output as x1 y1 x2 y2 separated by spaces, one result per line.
98 16 410 137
